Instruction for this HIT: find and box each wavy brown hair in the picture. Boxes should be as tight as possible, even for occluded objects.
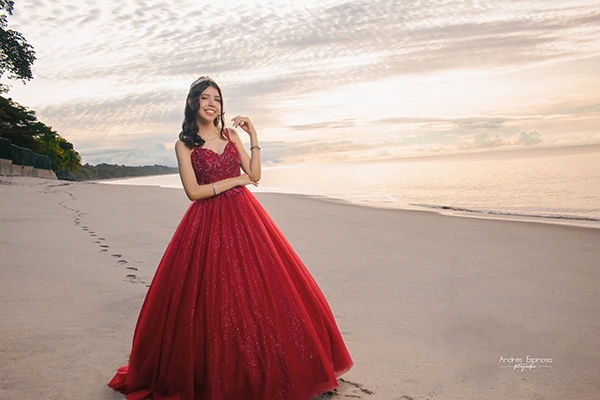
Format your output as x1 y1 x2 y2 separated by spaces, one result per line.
179 78 225 149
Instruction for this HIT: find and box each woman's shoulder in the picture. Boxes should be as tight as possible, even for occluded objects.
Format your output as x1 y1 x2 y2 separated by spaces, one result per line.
175 139 194 153
225 127 239 141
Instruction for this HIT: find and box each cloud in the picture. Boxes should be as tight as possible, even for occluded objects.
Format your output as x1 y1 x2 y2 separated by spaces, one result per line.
236 135 414 165
287 119 358 131
38 90 182 130
509 129 542 145
454 131 503 150
454 129 543 150
457 118 507 130
377 116 510 129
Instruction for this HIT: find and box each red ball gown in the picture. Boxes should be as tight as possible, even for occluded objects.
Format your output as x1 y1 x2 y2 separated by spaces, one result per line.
108 128 353 399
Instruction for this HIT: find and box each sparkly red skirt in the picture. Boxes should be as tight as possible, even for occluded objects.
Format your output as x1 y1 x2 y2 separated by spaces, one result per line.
108 187 353 399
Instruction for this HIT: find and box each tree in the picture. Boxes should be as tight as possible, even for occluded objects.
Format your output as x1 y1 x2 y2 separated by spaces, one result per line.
61 148 81 173
0 94 39 149
34 121 59 156
0 0 36 92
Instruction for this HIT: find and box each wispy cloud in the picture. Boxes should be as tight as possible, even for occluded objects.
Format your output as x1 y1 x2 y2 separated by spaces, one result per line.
287 119 358 131
453 129 543 150
25 1 599 86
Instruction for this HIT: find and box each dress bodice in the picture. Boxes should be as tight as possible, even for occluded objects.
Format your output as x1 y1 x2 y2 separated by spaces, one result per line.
191 128 242 193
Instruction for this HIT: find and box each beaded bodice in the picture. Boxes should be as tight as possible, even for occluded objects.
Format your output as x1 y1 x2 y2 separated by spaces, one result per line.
190 129 242 194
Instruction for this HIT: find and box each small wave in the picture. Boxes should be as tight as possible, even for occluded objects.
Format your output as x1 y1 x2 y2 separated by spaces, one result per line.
409 203 600 222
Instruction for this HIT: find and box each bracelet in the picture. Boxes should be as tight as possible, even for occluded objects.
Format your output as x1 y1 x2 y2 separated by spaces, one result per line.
212 183 220 196
250 145 261 151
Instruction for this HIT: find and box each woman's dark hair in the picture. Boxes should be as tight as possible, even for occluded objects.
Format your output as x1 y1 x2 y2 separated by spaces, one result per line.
179 79 225 149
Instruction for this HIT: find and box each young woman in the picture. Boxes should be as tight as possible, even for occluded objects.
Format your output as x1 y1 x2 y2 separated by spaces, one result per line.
108 76 353 399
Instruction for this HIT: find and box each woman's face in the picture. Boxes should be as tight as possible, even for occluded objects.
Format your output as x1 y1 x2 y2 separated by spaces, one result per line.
197 86 221 122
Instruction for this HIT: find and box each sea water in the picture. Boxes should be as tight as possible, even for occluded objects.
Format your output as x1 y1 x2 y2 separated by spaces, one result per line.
101 144 600 228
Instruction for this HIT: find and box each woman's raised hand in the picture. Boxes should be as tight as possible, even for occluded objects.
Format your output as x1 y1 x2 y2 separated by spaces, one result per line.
231 115 256 135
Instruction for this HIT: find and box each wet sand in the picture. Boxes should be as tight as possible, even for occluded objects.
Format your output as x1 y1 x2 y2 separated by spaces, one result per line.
1 176 599 399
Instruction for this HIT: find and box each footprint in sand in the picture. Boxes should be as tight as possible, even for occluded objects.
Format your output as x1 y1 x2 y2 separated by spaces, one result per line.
340 378 374 396
125 274 147 285
126 266 137 270
100 244 109 248
93 241 101 244
126 274 144 284
313 378 374 399
112 255 129 264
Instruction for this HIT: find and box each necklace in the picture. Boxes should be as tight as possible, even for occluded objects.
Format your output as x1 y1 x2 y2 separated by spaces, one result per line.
199 125 219 141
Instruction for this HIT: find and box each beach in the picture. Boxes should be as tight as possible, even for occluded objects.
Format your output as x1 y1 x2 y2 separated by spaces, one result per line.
1 176 599 400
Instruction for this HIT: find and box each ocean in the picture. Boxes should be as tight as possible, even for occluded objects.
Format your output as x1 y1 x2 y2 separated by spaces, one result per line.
101 144 600 228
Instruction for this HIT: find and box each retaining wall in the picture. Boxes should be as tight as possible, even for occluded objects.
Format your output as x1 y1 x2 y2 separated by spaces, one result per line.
1 159 57 179
0 158 11 176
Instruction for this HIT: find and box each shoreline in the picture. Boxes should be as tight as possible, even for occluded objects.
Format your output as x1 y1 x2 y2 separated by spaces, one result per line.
98 177 600 230
264 190 600 230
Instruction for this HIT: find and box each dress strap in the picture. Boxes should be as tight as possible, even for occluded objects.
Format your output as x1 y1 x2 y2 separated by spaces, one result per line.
223 127 231 141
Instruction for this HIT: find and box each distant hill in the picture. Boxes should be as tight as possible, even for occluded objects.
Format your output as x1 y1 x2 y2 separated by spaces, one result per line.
67 163 178 181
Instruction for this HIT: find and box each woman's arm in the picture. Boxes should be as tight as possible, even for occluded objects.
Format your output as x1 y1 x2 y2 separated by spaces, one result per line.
175 140 252 201
228 126 261 182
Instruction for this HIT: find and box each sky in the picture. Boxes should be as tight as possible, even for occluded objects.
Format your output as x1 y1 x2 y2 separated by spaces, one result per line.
3 0 600 167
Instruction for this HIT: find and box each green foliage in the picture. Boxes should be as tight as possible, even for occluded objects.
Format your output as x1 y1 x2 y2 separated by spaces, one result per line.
0 95 83 176
68 163 179 181
0 95 40 150
0 0 36 92
0 1 15 25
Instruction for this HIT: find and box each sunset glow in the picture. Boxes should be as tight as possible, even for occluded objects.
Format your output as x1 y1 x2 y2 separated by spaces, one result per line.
3 0 599 166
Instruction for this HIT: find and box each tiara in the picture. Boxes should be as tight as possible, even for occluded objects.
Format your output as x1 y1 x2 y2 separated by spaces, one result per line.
190 76 216 89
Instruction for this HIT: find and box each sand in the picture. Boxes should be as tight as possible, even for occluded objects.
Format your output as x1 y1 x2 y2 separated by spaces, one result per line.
0 176 599 400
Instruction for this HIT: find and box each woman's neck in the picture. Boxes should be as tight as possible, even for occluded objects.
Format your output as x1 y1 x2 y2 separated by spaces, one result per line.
196 118 213 130
197 119 217 136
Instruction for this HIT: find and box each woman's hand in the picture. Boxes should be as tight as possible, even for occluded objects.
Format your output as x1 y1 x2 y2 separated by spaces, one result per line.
237 174 259 187
231 115 257 136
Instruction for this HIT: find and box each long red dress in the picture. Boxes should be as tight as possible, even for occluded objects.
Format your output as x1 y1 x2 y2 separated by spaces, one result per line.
108 128 353 399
